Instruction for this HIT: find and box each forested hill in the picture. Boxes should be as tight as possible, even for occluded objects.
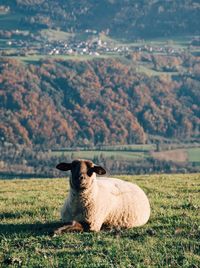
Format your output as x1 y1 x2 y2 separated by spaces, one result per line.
1 0 200 39
0 58 199 148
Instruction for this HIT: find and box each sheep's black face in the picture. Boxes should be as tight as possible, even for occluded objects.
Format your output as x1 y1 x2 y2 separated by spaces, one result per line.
56 159 106 191
70 160 94 190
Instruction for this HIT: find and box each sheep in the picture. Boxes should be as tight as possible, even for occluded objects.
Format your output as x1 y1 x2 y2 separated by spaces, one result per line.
54 159 150 234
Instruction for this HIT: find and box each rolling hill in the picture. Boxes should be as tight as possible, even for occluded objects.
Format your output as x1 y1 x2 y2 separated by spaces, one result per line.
0 57 199 148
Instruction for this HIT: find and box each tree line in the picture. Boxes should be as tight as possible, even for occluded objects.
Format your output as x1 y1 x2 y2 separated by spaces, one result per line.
3 0 200 39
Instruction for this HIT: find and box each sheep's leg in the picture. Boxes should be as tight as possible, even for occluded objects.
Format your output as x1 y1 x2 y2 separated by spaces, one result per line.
53 221 84 235
88 219 103 232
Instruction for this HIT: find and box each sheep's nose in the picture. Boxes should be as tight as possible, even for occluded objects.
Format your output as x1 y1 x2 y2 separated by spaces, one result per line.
79 174 84 180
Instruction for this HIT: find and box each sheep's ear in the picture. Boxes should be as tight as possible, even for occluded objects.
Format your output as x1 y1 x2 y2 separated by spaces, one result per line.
56 162 72 171
93 165 106 175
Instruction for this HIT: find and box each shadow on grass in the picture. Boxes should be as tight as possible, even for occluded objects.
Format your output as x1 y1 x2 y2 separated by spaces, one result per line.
0 211 37 220
0 221 63 236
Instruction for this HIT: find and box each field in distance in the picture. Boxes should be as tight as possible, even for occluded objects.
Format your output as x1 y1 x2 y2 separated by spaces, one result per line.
0 174 199 267
52 144 200 164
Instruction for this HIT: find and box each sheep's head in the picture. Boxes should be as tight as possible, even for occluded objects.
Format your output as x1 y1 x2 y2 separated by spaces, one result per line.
56 159 106 191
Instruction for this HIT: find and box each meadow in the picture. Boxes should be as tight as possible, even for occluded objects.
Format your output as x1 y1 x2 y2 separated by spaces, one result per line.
0 174 199 267
52 145 200 164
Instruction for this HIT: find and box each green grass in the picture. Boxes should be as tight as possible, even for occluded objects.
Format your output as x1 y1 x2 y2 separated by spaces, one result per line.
143 35 192 48
136 64 178 77
0 174 200 267
52 150 147 161
40 29 75 42
187 148 200 163
10 53 119 64
53 144 200 164
98 144 155 151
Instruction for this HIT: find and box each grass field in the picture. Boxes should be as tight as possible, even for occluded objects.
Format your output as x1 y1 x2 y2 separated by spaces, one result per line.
136 64 179 77
52 150 147 161
40 30 75 42
187 148 200 163
94 144 155 151
52 145 200 165
10 53 120 65
0 174 199 267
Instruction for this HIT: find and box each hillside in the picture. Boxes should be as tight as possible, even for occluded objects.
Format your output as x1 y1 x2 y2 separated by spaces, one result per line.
1 0 200 39
0 174 199 267
0 57 199 148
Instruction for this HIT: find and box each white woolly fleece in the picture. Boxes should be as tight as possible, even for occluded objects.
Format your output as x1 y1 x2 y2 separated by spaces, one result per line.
61 176 150 231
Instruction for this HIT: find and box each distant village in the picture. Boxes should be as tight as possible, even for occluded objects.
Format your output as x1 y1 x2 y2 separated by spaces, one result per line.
0 27 200 58
38 38 184 57
0 3 200 58
40 38 130 57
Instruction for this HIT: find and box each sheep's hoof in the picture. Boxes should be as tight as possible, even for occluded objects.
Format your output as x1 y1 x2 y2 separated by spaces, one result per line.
53 221 84 235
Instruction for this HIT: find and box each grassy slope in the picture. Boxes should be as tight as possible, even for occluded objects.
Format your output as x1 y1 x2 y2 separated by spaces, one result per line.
0 174 200 267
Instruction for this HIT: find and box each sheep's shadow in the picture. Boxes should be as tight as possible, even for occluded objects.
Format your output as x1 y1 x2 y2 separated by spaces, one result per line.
0 221 63 236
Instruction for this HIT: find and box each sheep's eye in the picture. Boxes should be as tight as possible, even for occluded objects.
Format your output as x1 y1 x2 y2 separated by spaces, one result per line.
87 168 94 177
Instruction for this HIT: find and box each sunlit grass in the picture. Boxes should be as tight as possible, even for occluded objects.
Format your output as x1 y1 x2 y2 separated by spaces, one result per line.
0 174 199 267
